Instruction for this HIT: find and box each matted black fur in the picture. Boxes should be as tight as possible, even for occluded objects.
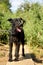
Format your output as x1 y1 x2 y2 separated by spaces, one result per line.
8 18 25 61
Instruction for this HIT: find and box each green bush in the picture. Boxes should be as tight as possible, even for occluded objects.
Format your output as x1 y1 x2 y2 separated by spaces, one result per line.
0 1 43 48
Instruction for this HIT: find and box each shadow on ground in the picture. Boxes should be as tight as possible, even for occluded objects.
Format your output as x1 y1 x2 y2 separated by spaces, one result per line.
19 53 43 63
24 53 31 59
31 53 43 63
8 53 43 63
19 53 31 61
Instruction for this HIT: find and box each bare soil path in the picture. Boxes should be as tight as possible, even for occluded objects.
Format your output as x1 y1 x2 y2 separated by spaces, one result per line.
6 45 34 65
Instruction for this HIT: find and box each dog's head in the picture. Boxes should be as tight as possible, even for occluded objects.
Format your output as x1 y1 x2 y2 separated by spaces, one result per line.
8 18 25 32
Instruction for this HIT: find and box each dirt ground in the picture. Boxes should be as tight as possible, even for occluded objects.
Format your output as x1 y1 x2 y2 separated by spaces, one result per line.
0 44 43 65
0 44 9 65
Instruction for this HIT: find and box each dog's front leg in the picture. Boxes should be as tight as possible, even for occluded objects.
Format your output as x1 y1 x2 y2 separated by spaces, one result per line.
9 35 13 61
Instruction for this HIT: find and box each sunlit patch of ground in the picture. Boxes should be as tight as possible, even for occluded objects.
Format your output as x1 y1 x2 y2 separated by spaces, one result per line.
0 44 9 65
29 45 43 65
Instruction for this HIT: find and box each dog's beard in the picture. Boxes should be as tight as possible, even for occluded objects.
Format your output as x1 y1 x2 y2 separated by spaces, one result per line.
16 28 21 32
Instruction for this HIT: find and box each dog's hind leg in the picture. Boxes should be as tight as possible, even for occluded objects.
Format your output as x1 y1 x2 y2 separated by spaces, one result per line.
22 44 25 57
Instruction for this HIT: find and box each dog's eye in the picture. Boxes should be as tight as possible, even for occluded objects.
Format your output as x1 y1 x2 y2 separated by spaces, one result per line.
21 20 23 24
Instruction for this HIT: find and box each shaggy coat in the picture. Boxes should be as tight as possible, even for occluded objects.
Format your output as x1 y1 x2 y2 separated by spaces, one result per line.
8 18 25 61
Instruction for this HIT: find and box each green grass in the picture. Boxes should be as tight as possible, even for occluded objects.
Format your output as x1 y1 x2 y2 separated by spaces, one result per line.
28 43 43 59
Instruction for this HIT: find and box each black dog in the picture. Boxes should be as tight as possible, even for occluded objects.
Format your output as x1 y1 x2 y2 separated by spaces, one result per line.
8 18 25 61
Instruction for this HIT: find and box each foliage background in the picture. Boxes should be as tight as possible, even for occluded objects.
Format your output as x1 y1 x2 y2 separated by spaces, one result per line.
0 0 43 48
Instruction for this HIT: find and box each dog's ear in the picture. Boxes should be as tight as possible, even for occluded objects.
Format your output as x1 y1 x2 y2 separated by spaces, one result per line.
7 18 13 23
23 20 25 24
20 18 25 24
